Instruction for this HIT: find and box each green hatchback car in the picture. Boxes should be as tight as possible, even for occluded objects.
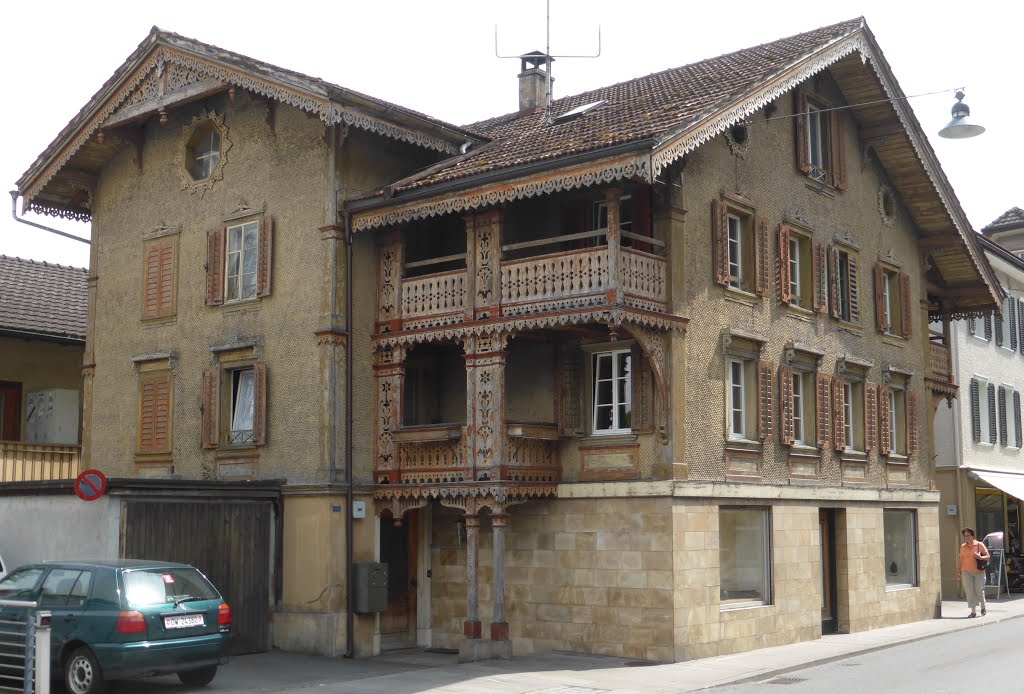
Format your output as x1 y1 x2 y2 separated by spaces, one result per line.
0 559 231 694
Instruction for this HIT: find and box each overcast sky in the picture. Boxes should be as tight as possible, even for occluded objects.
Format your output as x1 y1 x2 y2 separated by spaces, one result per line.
1 0 1019 269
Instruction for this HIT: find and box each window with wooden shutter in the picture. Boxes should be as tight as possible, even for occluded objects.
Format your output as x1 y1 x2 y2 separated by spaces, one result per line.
906 391 918 457
970 378 981 443
138 373 172 453
1015 391 1022 448
1011 298 1019 351
847 253 860 322
816 373 831 448
253 362 268 445
874 263 886 333
968 316 977 335
984 314 992 340
142 238 177 319
865 382 878 452
206 227 226 306
812 240 828 313
899 273 912 339
631 345 654 434
832 378 846 450
778 225 792 304
999 386 1008 447
256 215 274 297
202 368 220 449
878 385 891 455
758 361 774 442
795 91 809 175
1018 300 1024 353
828 246 840 319
829 111 847 191
995 308 1004 346
988 383 998 444
712 199 729 287
558 346 584 436
780 365 794 445
754 216 769 298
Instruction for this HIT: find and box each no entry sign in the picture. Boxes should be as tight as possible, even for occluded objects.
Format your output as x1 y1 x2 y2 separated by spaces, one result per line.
74 469 108 501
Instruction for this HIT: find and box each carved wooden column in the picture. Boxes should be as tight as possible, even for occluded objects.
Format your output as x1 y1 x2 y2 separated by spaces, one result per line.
317 223 347 480
605 188 622 304
465 210 502 321
490 513 509 640
463 332 508 481
373 346 405 483
80 270 99 469
376 234 404 333
464 513 482 639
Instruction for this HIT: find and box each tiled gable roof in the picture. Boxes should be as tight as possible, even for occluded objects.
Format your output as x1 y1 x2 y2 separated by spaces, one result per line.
392 18 864 193
983 207 1024 232
0 256 88 341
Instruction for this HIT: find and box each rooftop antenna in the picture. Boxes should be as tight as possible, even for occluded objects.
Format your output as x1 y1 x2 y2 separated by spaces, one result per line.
495 0 601 125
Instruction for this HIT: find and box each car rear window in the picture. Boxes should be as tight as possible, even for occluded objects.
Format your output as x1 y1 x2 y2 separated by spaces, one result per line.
123 568 220 606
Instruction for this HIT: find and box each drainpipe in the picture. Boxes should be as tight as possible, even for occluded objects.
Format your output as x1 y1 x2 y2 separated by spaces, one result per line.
9 191 91 244
343 209 355 658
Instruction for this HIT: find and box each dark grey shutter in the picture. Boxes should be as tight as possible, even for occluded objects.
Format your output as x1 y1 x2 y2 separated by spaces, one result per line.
1011 300 1018 351
984 314 993 341
989 383 998 443
1016 391 1023 448
1018 300 1024 354
996 311 1004 346
969 316 976 335
970 378 981 442
999 386 1008 446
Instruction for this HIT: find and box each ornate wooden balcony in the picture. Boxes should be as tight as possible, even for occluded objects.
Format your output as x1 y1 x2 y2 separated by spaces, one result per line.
1 441 81 482
929 342 951 380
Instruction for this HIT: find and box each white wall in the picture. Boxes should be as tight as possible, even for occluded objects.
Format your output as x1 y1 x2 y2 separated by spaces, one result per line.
0 495 120 571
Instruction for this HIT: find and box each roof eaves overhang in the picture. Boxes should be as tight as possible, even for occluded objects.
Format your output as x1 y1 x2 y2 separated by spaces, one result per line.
0 327 86 345
348 139 657 232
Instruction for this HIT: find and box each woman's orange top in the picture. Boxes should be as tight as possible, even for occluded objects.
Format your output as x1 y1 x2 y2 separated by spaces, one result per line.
959 541 989 574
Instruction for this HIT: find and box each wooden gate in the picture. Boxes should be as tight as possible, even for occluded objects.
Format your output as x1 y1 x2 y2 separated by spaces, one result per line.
122 499 273 654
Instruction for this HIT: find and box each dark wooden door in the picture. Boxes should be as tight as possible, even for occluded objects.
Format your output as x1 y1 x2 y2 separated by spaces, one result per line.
122 499 272 654
379 511 418 646
819 509 837 634
0 381 22 441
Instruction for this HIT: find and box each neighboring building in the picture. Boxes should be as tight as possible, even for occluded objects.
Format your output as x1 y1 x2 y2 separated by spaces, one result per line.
12 17 998 663
0 255 87 481
936 209 1024 599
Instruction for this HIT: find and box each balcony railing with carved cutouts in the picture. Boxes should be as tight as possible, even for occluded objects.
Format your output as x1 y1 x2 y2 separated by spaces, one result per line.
1 441 81 482
929 342 951 381
502 423 561 483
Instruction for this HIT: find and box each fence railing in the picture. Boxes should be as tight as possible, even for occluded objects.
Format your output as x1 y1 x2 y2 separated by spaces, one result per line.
0 601 50 694
0 442 81 483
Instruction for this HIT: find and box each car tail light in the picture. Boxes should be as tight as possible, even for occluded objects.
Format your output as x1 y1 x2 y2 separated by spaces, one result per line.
115 611 147 634
218 603 232 626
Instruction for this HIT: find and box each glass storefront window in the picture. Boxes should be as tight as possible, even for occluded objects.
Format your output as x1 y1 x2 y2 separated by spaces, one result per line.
883 509 918 588
976 490 1005 549
720 507 771 608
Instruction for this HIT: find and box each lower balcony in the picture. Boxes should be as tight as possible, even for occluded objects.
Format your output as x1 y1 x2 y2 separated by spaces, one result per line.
1 441 81 482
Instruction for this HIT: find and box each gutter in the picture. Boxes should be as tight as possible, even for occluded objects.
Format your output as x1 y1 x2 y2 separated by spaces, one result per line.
9 191 90 245
343 208 355 659
0 328 85 345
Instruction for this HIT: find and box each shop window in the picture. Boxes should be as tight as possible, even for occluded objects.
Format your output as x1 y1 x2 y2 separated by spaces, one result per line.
976 490 1005 554
720 507 771 608
883 509 918 588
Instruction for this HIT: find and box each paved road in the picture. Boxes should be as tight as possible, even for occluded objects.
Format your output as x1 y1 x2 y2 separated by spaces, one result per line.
715 616 1023 694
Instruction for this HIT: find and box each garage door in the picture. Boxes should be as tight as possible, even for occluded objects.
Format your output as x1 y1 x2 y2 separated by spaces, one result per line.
122 499 273 654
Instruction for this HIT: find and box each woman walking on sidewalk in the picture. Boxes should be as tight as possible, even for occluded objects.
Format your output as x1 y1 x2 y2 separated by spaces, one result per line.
957 527 990 618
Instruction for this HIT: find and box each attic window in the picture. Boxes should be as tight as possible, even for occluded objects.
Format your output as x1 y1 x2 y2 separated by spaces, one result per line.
187 124 221 181
178 111 232 196
554 100 607 123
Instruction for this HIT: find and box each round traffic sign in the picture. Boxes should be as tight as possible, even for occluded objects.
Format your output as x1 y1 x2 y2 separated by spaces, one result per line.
74 469 108 501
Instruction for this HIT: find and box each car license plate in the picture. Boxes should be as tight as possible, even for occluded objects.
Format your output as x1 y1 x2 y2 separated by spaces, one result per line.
164 614 204 629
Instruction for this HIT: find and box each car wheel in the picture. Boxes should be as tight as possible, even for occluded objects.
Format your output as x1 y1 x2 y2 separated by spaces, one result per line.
177 665 218 686
65 647 107 694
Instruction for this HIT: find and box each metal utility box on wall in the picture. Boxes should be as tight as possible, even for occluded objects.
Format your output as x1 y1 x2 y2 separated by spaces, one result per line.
353 561 388 614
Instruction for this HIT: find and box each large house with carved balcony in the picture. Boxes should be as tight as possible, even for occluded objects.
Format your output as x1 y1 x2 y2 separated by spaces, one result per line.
0 255 86 482
13 17 998 664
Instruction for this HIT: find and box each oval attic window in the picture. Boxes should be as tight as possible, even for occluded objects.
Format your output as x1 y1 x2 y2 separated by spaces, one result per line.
186 124 221 181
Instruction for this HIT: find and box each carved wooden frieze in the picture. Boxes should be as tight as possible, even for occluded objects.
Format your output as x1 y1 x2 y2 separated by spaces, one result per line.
373 346 405 482
376 243 403 328
463 332 508 482
466 210 502 319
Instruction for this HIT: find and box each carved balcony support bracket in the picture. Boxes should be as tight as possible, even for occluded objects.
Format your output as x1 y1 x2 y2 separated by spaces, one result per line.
623 324 670 443
373 346 405 483
463 332 509 482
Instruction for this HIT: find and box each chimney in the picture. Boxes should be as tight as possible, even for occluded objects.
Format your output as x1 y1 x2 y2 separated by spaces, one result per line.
518 51 554 112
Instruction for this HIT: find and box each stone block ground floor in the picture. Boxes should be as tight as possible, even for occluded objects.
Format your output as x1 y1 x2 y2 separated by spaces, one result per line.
273 482 941 662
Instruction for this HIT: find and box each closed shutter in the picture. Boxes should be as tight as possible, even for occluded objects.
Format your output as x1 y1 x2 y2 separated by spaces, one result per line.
202 369 220 449
712 199 729 287
206 227 226 306
906 391 919 457
984 314 992 340
779 365 794 445
874 263 886 333
253 362 267 445
847 253 860 322
999 386 1008 447
829 110 848 191
143 239 176 319
832 378 846 450
970 378 981 443
878 386 891 455
139 373 171 452
795 91 809 174
1016 391 1022 448
758 361 774 442
558 346 584 436
828 246 840 319
1011 299 1019 351
988 383 998 443
1019 300 1024 354
631 345 654 434
754 215 769 297
816 373 831 447
778 225 792 304
995 308 1004 346
812 240 828 313
865 382 878 452
899 273 912 339
256 216 274 297
969 316 976 335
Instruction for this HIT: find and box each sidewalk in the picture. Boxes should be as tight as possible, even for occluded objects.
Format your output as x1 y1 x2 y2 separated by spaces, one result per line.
218 593 1024 693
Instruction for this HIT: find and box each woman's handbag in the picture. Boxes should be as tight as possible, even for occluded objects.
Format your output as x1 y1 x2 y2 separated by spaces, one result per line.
977 556 990 570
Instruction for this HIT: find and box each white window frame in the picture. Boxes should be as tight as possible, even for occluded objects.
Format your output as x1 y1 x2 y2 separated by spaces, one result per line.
806 103 826 182
591 349 632 435
789 236 801 307
227 366 256 445
844 382 854 449
225 221 259 303
882 272 894 334
792 371 804 445
727 214 743 289
719 507 772 609
727 358 747 440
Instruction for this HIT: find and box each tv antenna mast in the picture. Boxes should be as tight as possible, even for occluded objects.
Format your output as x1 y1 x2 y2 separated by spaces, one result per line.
495 0 601 125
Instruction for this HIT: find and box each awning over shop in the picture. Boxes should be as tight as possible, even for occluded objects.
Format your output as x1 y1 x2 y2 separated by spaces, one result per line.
971 469 1024 500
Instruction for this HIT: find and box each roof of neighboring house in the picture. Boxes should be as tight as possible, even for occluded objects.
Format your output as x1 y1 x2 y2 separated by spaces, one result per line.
0 255 88 343
390 18 864 193
982 207 1024 235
